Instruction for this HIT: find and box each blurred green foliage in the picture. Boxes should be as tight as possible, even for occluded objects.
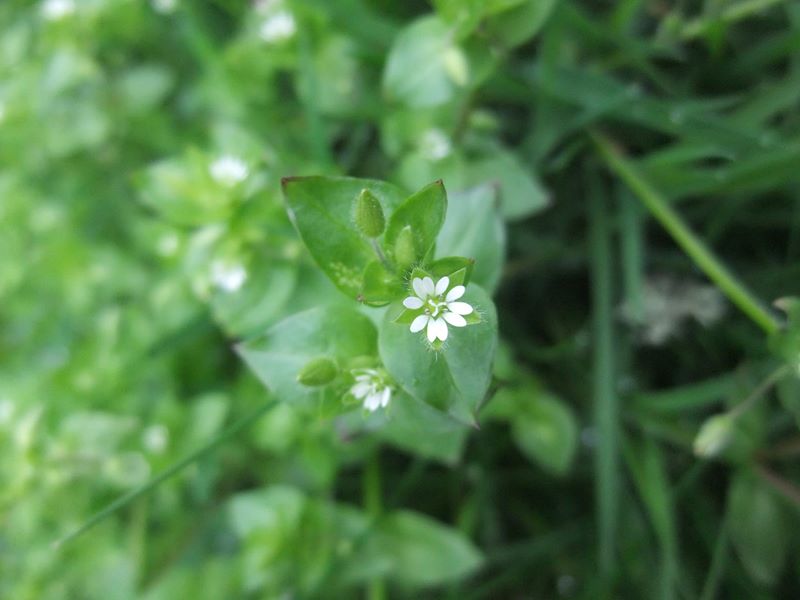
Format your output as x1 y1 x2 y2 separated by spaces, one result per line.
2 0 800 598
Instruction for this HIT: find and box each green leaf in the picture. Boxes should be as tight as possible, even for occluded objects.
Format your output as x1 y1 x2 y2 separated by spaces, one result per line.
728 472 789 586
488 384 578 475
379 284 497 424
378 510 483 587
483 0 558 48
360 260 405 306
383 16 466 108
384 180 447 266
437 184 505 292
282 176 406 299
236 306 377 415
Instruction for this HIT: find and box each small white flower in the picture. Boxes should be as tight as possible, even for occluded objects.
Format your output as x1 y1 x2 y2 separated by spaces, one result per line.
209 155 249 186
420 129 451 160
259 10 296 43
142 424 169 454
211 261 247 293
403 276 474 343
349 368 392 412
151 0 178 14
41 0 75 20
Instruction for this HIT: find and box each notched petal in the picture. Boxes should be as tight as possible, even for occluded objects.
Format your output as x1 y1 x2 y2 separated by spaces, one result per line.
445 285 465 302
403 296 424 309
447 301 473 315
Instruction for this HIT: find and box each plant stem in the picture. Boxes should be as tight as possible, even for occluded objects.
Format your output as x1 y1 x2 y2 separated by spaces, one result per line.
52 399 277 549
364 450 386 600
729 364 790 419
591 130 781 336
589 172 619 575
681 0 790 41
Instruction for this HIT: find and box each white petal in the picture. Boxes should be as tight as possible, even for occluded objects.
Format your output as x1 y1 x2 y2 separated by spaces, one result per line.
364 392 381 411
434 318 449 341
434 276 450 296
351 382 371 399
426 318 438 343
412 277 427 298
421 276 435 296
447 301 473 315
379 387 391 407
445 285 465 302
443 311 466 327
403 296 424 309
410 314 429 333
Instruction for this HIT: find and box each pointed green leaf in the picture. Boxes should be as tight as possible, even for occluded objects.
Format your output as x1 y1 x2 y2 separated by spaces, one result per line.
384 180 447 266
282 176 406 299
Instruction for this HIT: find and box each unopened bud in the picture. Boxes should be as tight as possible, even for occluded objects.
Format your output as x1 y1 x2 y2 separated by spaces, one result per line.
693 414 734 458
354 189 385 238
297 357 338 387
394 225 416 271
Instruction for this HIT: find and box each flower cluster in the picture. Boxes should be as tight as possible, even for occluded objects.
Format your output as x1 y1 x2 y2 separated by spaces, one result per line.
349 368 392 412
403 276 473 343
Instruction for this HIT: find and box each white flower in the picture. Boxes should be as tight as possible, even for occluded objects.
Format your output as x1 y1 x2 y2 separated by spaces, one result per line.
41 0 74 20
209 155 249 186
211 261 247 293
259 10 296 43
350 368 392 412
403 276 474 343
151 0 178 14
420 129 451 160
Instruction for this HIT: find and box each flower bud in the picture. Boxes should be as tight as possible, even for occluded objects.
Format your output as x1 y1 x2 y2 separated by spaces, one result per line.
693 414 734 458
354 189 385 238
394 225 416 271
296 356 338 387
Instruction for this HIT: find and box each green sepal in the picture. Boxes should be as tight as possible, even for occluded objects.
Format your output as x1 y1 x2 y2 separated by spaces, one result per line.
428 256 474 286
360 260 405 306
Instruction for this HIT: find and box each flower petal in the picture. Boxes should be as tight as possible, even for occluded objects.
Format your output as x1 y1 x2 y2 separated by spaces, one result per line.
364 392 381 411
410 314 429 333
434 276 450 296
403 296 424 309
434 318 449 341
351 382 371 399
445 285 465 302
443 311 466 327
426 318 438 343
447 301 473 315
421 276 435 297
380 387 391 407
411 277 427 298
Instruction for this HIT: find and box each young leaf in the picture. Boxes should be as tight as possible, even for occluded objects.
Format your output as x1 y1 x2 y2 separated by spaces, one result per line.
282 176 406 299
384 180 448 266
236 306 377 414
361 260 405 306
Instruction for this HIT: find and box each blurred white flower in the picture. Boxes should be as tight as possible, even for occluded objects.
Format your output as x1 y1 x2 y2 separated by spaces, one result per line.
41 0 75 20
619 274 726 345
151 0 178 14
350 368 392 412
404 276 473 343
211 260 247 293
142 424 169 454
259 10 296 43
157 233 180 257
209 155 249 186
0 398 14 426
420 129 451 160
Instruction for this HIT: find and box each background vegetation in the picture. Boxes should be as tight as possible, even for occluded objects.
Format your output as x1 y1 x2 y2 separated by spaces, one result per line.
2 0 800 598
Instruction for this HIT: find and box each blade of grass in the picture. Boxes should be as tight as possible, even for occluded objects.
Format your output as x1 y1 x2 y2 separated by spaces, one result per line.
52 398 277 549
619 187 645 322
591 130 781 336
680 0 791 41
589 172 619 574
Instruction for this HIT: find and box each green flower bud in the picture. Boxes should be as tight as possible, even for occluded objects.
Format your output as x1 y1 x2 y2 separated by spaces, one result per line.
693 414 734 458
354 189 385 238
394 225 416 271
296 356 338 387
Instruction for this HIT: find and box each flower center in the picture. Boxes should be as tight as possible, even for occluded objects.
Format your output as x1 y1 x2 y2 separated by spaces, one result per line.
425 297 447 317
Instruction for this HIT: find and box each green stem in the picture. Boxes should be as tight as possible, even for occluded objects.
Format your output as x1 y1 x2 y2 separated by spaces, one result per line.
589 173 619 575
52 399 277 549
681 0 790 41
729 364 790 419
364 451 386 600
591 130 780 336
